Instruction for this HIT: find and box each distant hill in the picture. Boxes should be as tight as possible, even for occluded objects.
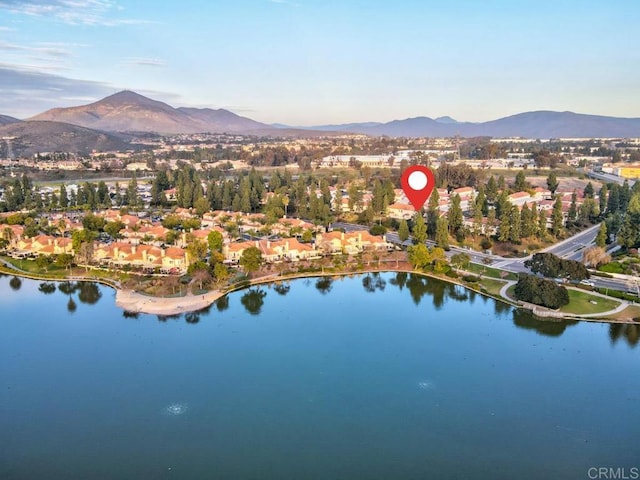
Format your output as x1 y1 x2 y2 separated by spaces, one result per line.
0 114 21 126
30 90 286 135
0 121 132 156
307 111 640 138
26 91 640 138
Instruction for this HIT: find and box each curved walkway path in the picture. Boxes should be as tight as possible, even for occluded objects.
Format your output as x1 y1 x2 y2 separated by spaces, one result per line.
497 278 634 320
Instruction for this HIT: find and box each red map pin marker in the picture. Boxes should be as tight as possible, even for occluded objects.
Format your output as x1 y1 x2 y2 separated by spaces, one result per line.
401 165 436 211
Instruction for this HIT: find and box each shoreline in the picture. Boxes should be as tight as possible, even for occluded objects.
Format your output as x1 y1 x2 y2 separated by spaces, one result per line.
2 262 639 324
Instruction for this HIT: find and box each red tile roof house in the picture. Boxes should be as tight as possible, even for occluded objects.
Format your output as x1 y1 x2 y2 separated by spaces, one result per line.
388 203 415 220
507 191 533 206
16 235 73 256
315 231 388 255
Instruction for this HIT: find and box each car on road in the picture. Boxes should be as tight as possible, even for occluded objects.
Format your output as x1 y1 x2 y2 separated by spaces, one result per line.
580 280 595 287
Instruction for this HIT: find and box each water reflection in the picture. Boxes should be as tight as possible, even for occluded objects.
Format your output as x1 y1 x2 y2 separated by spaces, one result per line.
272 282 291 296
240 288 267 315
6 273 638 347
315 277 333 295
362 273 386 293
512 308 578 337
9 276 21 291
609 323 640 347
38 282 56 294
215 295 229 312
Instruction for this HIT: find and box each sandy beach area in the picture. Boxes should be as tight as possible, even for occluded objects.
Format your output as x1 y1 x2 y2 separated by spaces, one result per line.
115 288 225 315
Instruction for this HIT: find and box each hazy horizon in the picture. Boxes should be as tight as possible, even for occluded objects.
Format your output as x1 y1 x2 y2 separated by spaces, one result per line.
1 0 638 124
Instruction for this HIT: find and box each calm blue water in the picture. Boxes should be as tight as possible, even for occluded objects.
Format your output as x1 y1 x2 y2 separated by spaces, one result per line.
1 272 638 480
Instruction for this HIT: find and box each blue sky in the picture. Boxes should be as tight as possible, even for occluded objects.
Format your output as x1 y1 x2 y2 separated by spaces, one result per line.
0 0 638 124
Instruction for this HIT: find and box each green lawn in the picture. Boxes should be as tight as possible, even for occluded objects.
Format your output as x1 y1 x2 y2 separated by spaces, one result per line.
506 284 517 300
466 262 518 281
559 289 621 315
479 278 508 297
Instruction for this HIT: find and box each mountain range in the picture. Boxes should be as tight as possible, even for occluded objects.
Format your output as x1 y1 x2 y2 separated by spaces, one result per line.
1 91 639 156
29 90 273 135
306 111 640 138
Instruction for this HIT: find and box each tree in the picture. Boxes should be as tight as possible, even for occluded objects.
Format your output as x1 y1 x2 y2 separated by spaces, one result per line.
524 252 589 280
537 209 548 239
435 217 449 249
408 243 431 270
514 170 527 191
485 175 498 203
186 238 207 264
551 196 564 237
450 252 471 271
192 268 212 291
447 194 464 239
207 230 224 253
398 219 409 242
514 274 569 309
240 246 262 274
595 223 607 248
520 203 536 239
412 213 427 245
104 221 125 239
127 174 140 207
508 204 521 243
498 206 510 242
583 182 595 199
582 246 611 268
35 254 51 272
546 171 559 194
599 185 608 215
567 191 578 224
426 187 440 237
59 184 69 208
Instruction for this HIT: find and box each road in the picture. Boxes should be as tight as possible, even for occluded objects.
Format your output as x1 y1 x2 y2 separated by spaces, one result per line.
542 223 601 261
334 221 636 294
586 171 636 187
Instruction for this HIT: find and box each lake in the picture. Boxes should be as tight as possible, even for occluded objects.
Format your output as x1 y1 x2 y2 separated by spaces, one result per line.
1 272 638 480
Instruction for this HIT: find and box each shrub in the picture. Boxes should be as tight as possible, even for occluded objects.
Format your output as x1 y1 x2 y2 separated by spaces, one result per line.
591 270 613 278
462 274 480 283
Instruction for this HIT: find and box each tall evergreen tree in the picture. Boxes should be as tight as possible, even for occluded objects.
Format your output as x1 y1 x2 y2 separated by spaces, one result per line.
551 196 564 237
596 223 607 248
546 171 559 194
426 188 440 238
567 191 578 224
59 184 69 208
583 181 595 198
398 219 409 242
508 205 521 243
412 213 427 245
435 217 449 249
514 170 527 191
447 194 464 238
485 176 498 204
598 184 608 215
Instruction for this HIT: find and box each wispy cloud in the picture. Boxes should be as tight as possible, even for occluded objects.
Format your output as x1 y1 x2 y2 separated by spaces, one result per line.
122 57 166 67
0 63 115 116
0 40 73 57
0 0 155 26
0 63 182 117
